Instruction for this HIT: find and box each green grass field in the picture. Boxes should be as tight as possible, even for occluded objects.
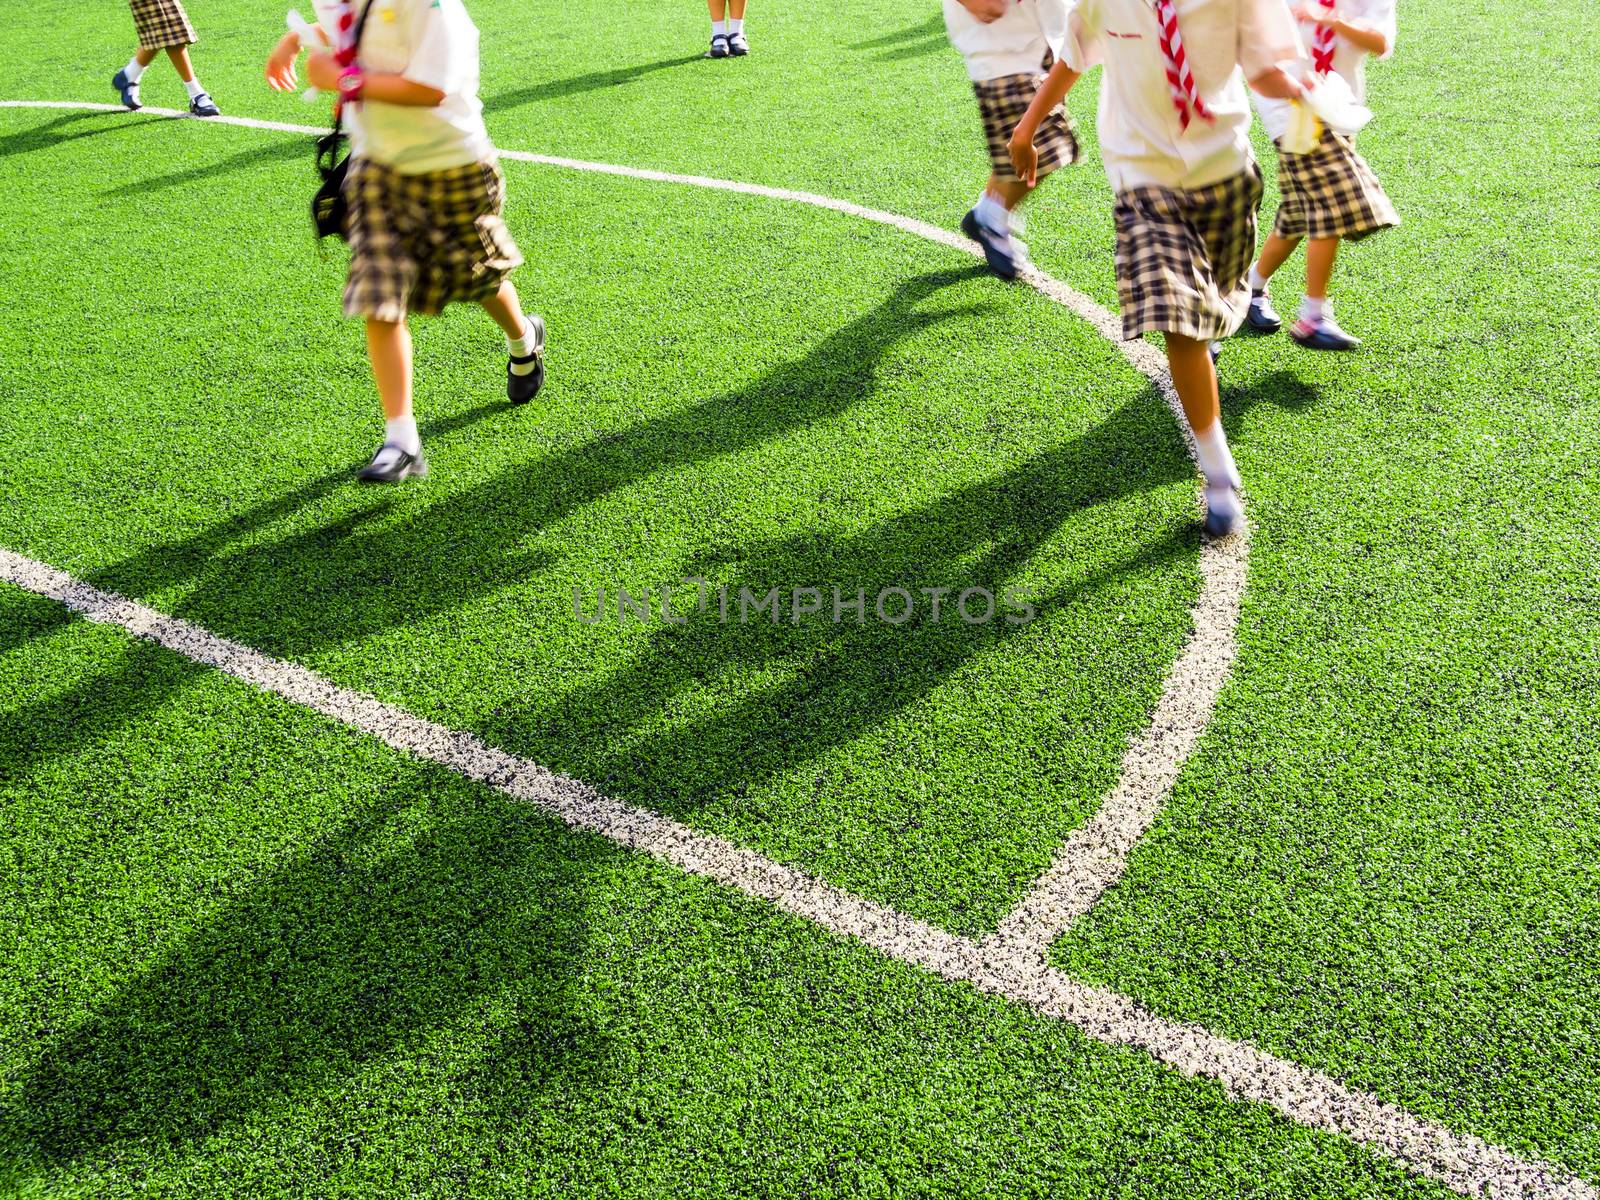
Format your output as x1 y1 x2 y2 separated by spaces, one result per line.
2 0 1599 1195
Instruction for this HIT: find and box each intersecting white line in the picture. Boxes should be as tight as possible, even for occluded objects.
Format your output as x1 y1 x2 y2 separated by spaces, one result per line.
3 99 1590 1198
0 97 1240 951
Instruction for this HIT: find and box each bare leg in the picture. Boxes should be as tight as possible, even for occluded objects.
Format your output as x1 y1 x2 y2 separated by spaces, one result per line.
164 46 196 82
707 0 727 20
135 47 159 68
1166 334 1222 441
1252 231 1302 285
1304 237 1340 301
480 280 529 340
365 319 413 422
729 0 747 17
988 174 1033 213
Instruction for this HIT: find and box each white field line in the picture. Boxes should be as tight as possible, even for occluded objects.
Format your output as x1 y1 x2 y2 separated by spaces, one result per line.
0 546 1592 1200
16 97 1581 1198
1 98 1238 953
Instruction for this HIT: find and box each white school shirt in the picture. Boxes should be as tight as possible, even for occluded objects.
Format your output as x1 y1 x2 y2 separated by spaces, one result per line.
943 0 1073 83
314 0 496 173
1251 0 1396 140
1058 0 1305 191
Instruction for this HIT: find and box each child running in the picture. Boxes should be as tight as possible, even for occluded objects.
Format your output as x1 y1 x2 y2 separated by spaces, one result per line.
265 0 547 483
1245 0 1400 349
1009 0 1305 537
112 0 221 116
944 0 1078 280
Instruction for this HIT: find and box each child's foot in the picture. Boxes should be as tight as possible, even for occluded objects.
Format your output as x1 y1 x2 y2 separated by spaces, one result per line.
960 208 1028 281
728 30 750 55
188 92 221 117
507 315 546 405
1246 289 1281 333
1202 482 1245 539
112 69 142 111
357 443 428 483
1209 341 1222 364
1289 313 1361 351
708 33 730 58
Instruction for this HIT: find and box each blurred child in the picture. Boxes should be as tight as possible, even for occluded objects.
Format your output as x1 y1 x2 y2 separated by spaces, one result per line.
265 0 547 483
944 0 1079 279
112 0 220 116
1245 0 1400 349
1010 0 1304 537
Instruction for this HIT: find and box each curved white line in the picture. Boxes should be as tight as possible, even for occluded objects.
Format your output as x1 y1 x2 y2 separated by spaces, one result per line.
0 546 1590 1200
0 97 1242 953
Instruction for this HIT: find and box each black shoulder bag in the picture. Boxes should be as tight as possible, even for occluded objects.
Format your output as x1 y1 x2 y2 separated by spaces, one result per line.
311 0 377 241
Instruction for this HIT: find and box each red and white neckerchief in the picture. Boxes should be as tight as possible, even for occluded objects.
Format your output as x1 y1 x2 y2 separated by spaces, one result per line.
1152 0 1212 130
1310 0 1339 76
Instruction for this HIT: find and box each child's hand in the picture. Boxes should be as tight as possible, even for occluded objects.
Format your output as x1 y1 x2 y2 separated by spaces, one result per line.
961 0 1010 21
265 31 301 91
306 50 344 92
1008 129 1039 188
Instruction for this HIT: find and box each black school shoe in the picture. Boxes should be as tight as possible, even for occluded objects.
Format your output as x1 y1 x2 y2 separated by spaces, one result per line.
728 31 749 55
357 443 428 483
1246 289 1282 333
960 208 1028 281
189 92 221 117
708 33 730 58
508 315 547 404
112 69 142 110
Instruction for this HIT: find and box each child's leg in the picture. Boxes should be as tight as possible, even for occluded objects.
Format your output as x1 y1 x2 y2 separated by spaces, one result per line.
164 45 195 82
987 175 1033 213
708 0 727 22
728 0 747 18
366 318 418 450
1167 332 1242 535
1250 231 1301 288
1303 237 1339 302
480 280 529 339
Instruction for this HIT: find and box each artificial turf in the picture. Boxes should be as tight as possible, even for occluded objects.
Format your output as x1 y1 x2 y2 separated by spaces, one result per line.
3 0 1599 1193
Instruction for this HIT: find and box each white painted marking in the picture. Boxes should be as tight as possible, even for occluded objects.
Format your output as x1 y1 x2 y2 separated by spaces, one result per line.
0 97 1242 950
0 547 1590 1200
11 97 1563 1197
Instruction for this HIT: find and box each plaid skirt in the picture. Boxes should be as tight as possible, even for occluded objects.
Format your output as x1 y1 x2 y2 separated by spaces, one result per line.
130 0 196 50
974 68 1079 185
343 157 523 323
1113 165 1265 342
1272 129 1399 242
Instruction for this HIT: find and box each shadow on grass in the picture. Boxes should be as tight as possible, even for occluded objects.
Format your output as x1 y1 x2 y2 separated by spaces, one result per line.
101 137 311 197
0 111 150 159
849 15 944 51
482 55 705 116
0 760 614 1175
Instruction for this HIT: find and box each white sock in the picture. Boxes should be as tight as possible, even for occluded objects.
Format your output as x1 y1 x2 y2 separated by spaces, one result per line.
1300 296 1326 323
1192 421 1239 490
1247 266 1268 293
123 56 147 83
712 20 728 37
729 18 744 34
508 319 541 375
974 192 1011 234
385 415 421 455
184 77 205 99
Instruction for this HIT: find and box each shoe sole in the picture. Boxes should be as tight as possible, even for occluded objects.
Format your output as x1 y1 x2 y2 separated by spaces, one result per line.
1289 331 1360 352
357 459 428 483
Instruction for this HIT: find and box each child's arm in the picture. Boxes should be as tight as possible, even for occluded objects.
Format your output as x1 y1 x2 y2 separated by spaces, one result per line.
1007 59 1081 187
957 0 1010 22
1249 64 1306 99
1293 6 1390 55
305 51 448 106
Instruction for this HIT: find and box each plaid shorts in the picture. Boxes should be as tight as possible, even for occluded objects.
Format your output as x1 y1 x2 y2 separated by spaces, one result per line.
343 157 523 323
129 0 196 50
973 66 1079 184
1272 129 1399 242
1112 165 1265 342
